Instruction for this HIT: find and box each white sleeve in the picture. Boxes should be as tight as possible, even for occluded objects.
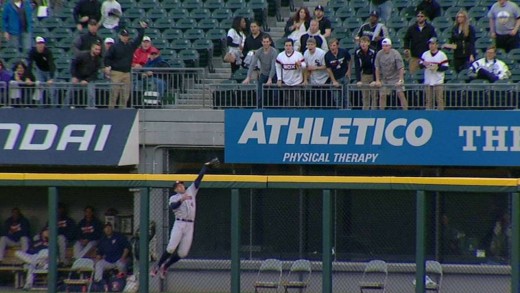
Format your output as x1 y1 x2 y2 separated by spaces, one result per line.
168 194 181 204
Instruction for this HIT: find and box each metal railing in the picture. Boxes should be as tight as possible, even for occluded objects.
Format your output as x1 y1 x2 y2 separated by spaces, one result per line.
130 67 206 108
3 78 520 110
209 82 520 110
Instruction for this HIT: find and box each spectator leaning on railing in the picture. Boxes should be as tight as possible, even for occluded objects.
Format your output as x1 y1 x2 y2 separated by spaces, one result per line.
27 36 56 105
303 37 328 86
132 35 156 69
354 36 377 110
9 60 35 106
67 41 103 108
325 38 352 109
374 38 408 110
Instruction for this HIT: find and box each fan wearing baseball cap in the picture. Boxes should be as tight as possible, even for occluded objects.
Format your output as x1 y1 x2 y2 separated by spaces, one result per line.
72 18 103 55
27 36 57 105
369 0 392 23
419 37 449 110
355 10 389 51
132 35 157 68
104 20 148 108
374 38 408 110
314 5 332 38
403 10 437 74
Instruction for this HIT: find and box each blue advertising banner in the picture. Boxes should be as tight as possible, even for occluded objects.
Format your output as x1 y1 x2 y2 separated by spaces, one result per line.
0 109 139 166
225 110 520 166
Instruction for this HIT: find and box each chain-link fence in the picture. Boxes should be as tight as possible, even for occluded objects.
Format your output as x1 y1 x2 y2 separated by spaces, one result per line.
0 176 515 293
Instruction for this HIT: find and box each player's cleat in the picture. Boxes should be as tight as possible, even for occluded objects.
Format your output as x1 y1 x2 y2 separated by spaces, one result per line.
150 266 159 278
159 264 167 279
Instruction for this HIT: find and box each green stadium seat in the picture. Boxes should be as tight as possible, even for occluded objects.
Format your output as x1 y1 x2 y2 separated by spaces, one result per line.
159 49 177 61
343 18 362 32
432 16 453 31
192 38 214 69
197 18 219 32
387 16 408 31
175 18 197 32
181 0 202 11
443 7 463 20
475 37 493 53
335 6 354 21
327 0 348 12
330 27 351 40
123 8 145 20
168 8 189 21
170 39 192 52
146 8 167 20
38 17 63 29
168 58 186 68
118 0 134 7
400 6 417 20
183 28 205 41
50 27 72 41
190 8 211 21
439 0 457 9
457 0 475 9
206 28 226 56
152 38 170 50
339 38 356 51
212 8 233 21
160 0 181 12
231 67 248 83
177 49 200 67
274 38 285 50
137 0 158 11
0 48 21 63
204 0 223 12
219 18 233 29
468 6 488 21
393 0 409 10
225 0 245 12
234 8 253 19
154 18 173 31
355 6 371 19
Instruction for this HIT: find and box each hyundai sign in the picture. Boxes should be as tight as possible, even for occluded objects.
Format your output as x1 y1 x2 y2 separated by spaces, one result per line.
225 110 520 166
0 109 139 166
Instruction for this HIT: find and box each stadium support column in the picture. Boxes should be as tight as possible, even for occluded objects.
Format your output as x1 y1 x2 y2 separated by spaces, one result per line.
512 192 519 293
139 188 150 293
48 187 58 293
415 190 426 293
231 189 240 293
323 189 332 293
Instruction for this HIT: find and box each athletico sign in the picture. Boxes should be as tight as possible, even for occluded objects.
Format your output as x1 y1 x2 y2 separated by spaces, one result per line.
225 109 520 166
0 109 139 166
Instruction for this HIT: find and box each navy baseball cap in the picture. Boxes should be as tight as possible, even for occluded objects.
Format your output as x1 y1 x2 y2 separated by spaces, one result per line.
173 180 184 188
315 5 324 11
120 29 129 36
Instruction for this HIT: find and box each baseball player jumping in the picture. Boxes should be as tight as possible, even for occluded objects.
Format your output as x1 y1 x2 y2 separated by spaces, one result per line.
150 158 220 279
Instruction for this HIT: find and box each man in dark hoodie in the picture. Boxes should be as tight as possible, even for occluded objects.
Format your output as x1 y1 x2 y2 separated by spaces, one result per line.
27 36 56 106
72 19 103 55
0 208 30 262
67 41 102 108
104 21 147 109
73 0 102 31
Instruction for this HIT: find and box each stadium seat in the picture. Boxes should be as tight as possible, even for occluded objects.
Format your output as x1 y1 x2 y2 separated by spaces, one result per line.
359 260 388 293
343 18 363 32
152 39 170 50
183 29 205 41
204 0 223 12
190 8 211 21
327 0 348 12
168 58 186 68
443 7 463 20
170 39 192 52
177 49 200 67
212 8 233 21
123 8 144 20
468 6 488 21
400 6 417 20
206 28 226 56
118 0 134 8
160 0 181 12
137 0 158 11
198 18 219 32
175 18 197 32
274 38 286 50
393 0 409 11
281 259 312 293
50 27 72 41
387 15 408 31
192 38 214 69
0 48 21 62
181 0 202 11
154 18 173 31
439 0 457 9
335 6 354 21
234 8 253 19
168 8 189 21
475 37 493 52
457 0 475 9
339 38 356 51
220 18 233 30
38 17 63 29
432 16 453 31
330 27 351 41
146 8 167 20
225 0 245 12
253 258 283 293
159 49 177 61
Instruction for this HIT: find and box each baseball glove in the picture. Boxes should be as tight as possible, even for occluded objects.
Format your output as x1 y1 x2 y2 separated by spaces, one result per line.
205 157 221 168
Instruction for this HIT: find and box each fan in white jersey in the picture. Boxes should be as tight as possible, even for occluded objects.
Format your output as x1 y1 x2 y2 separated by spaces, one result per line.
303 37 329 85
419 37 449 110
276 38 306 86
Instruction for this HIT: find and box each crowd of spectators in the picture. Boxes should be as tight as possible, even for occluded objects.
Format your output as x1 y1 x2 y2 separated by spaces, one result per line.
0 0 519 109
0 205 131 290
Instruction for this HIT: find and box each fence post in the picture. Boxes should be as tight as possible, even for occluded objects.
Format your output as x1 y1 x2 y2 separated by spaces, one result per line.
322 189 332 293
139 187 150 293
512 192 519 293
231 188 240 293
415 190 426 293
48 187 58 293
